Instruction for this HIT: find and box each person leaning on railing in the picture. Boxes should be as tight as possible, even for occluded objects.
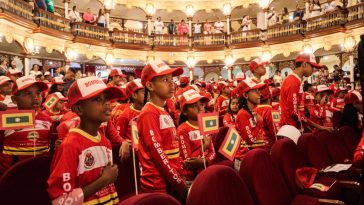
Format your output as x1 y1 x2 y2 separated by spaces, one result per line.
69 5 82 23
83 8 95 24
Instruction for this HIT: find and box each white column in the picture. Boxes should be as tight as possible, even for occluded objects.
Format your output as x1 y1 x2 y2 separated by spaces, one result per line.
24 57 30 75
147 17 152 35
349 54 354 88
105 10 110 29
305 0 310 19
189 68 194 81
264 9 268 30
228 67 232 80
226 16 230 34
64 0 69 19
65 61 70 72
188 18 192 37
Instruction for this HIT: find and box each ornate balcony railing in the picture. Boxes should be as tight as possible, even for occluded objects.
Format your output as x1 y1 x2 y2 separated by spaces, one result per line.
230 29 261 44
347 3 364 21
34 9 70 32
71 22 109 40
154 34 189 47
306 9 347 31
193 33 225 47
267 20 305 39
112 30 149 45
0 0 32 21
1 0 364 50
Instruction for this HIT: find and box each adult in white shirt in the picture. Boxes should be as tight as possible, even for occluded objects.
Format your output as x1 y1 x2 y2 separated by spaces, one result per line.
214 18 224 33
323 0 336 13
96 9 106 27
267 7 278 27
194 20 202 34
273 70 283 86
68 5 82 22
241 15 252 31
29 64 42 76
154 17 164 34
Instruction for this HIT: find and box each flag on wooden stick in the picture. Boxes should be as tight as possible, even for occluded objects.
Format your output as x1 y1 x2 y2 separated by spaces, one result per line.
197 112 219 135
219 127 241 161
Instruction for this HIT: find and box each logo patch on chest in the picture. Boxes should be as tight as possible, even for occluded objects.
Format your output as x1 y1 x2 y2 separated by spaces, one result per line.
84 150 95 169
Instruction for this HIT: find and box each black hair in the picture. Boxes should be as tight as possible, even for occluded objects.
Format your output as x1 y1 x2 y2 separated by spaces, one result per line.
340 104 359 132
228 97 239 122
143 87 149 106
49 84 60 94
303 83 312 92
179 106 189 125
295 61 303 68
238 95 255 124
68 68 77 74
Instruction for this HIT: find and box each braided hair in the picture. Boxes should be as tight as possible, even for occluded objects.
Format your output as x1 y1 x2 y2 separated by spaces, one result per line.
238 95 256 124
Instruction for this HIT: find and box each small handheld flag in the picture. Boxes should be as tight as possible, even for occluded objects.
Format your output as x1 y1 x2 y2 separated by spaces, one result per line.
131 121 139 150
197 112 219 135
0 110 35 130
218 127 241 161
272 110 280 123
44 96 58 110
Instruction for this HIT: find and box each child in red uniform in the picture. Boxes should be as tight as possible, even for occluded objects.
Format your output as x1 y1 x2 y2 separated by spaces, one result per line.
330 87 348 112
0 76 17 109
49 77 65 95
107 69 125 87
254 85 277 150
0 76 52 174
42 92 68 122
233 78 267 171
115 79 144 160
280 54 318 129
214 81 231 115
302 83 315 116
138 61 187 201
271 87 280 110
177 89 215 183
47 76 124 205
223 97 239 127
249 58 268 84
309 85 333 128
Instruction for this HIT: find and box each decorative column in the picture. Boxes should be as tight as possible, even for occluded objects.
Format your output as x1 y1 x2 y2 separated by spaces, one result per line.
304 0 310 19
188 17 192 37
145 3 156 36
104 9 111 29
24 56 30 75
227 66 233 81
263 8 269 30
64 0 70 19
188 67 194 81
343 33 356 88
349 54 354 87
147 16 152 36
223 3 232 34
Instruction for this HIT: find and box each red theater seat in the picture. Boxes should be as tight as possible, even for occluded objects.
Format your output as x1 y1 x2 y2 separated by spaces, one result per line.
187 165 253 205
240 149 321 205
271 138 342 200
0 156 52 205
119 193 181 205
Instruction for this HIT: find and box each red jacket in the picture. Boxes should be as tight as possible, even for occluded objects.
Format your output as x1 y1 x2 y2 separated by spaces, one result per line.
137 102 186 194
254 105 277 150
115 105 141 142
215 95 229 115
303 92 315 111
177 121 215 180
279 73 304 129
235 109 267 160
309 104 333 128
223 112 237 127
47 128 118 205
111 103 130 125
330 97 345 112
